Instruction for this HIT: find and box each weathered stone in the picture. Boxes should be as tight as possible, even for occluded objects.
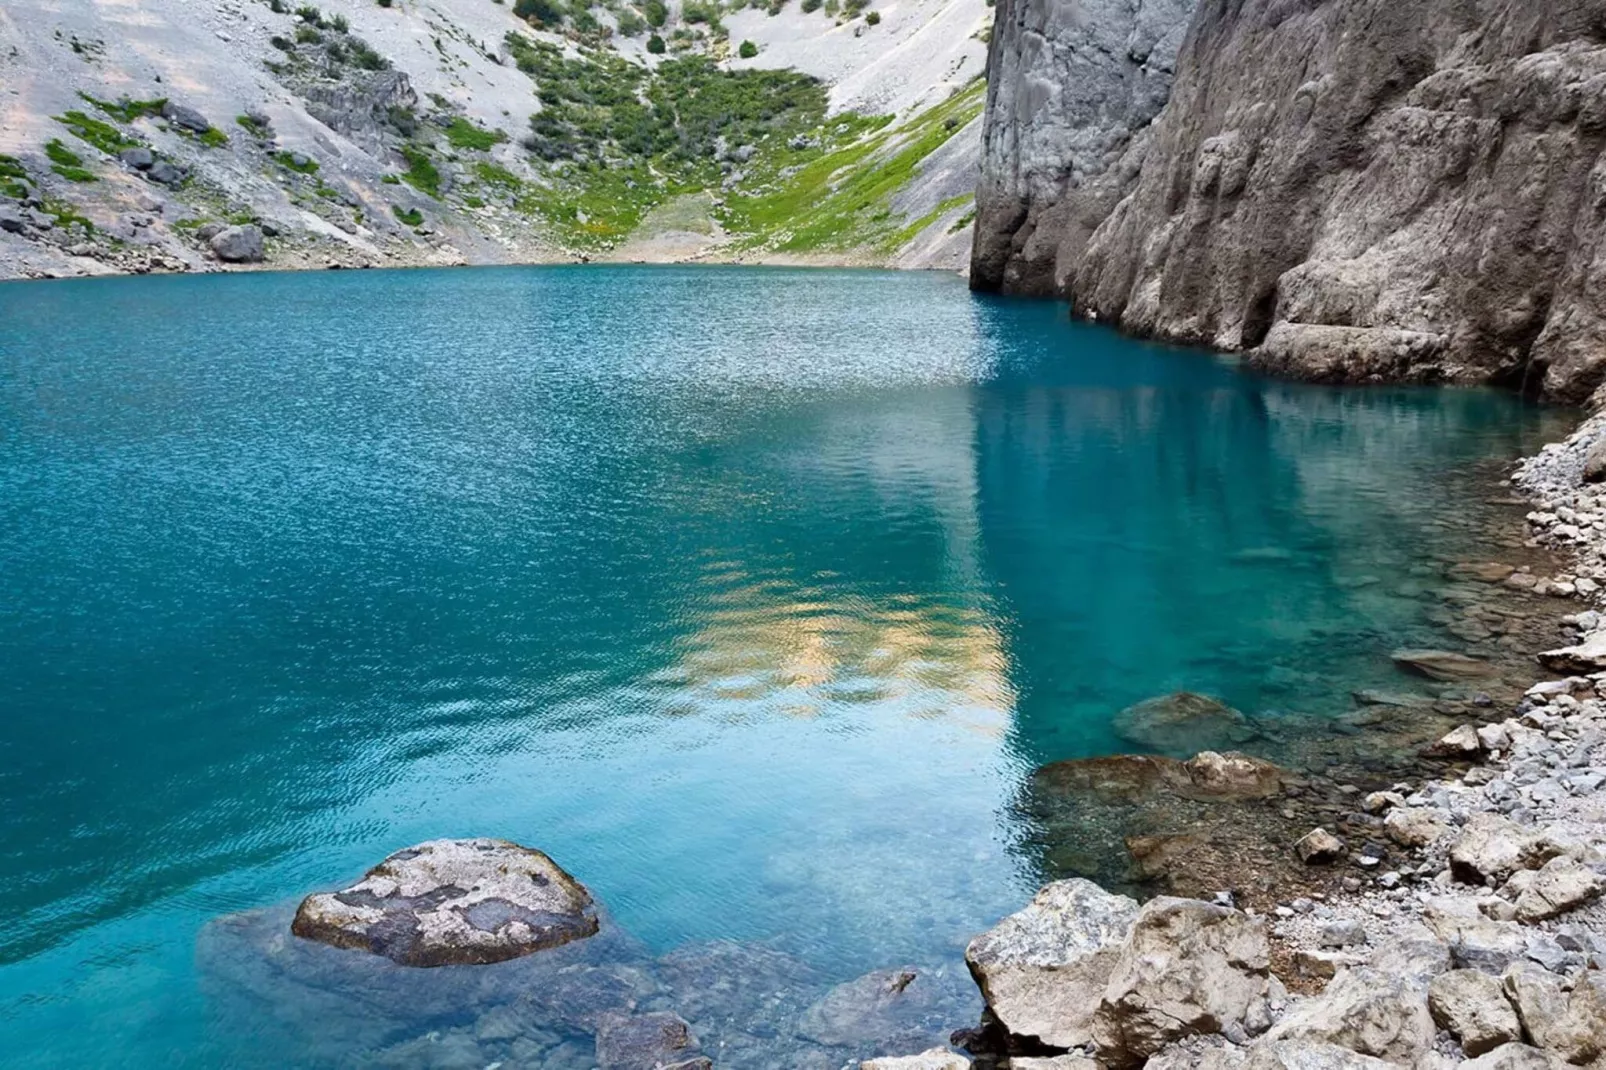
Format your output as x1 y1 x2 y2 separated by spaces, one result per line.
1449 814 1549 885
291 838 598 967
0 204 24 234
1424 897 1529 971
861 1050 971 1070
1460 1044 1568 1070
796 966 969 1051
209 224 265 263
1537 632 1606 674
162 101 213 133
1392 651 1494 682
1013 1058 1098 1070
1296 828 1344 865
1093 898 1272 1066
1583 437 1606 484
1384 807 1452 848
1293 949 1366 980
1261 967 1434 1064
117 147 155 170
1427 969 1522 1057
1504 966 1606 1065
1424 724 1483 758
1511 856 1604 922
965 879 1139 1049
146 160 185 185
1242 1040 1396 1070
594 1011 700 1070
1112 692 1257 756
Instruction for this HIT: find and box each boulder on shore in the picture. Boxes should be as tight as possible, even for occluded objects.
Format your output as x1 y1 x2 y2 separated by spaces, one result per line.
210 224 265 263
291 838 599 966
964 879 1139 1049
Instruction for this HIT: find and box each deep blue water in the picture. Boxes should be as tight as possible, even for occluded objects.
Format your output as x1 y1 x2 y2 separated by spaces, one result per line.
0 266 1566 1066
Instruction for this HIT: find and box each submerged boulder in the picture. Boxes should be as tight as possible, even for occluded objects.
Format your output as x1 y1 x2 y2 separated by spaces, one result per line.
1113 692 1257 756
594 1010 704 1070
291 838 599 966
965 879 1140 1049
1391 649 1494 681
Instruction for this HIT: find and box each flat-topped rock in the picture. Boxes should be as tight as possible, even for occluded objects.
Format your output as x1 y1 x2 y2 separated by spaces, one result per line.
1391 649 1494 681
291 838 598 966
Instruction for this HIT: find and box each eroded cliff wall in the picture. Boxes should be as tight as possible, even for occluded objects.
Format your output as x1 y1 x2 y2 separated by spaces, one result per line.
975 0 1606 402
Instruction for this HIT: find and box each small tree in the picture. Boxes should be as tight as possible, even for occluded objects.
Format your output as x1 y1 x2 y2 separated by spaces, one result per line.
647 32 666 52
644 0 668 26
738 39 758 58
864 8 878 22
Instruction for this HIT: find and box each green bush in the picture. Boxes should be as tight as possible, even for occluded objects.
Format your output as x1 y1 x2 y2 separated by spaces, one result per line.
800 0 821 12
377 0 393 6
295 4 323 23
864 8 878 22
617 10 646 35
295 25 322 44
273 150 320 174
738 39 757 58
399 145 442 198
328 12 349 30
646 33 666 53
682 1 720 23
393 205 424 226
349 38 390 69
514 0 564 23
644 0 667 26
54 110 139 155
0 154 29 199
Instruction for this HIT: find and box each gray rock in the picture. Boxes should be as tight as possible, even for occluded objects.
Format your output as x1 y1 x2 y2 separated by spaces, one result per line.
1317 920 1367 949
1296 828 1345 865
1392 651 1495 682
290 838 598 967
1424 724 1483 758
1260 967 1435 1065
593 1011 702 1070
118 147 154 170
162 101 213 133
209 225 265 264
146 161 185 186
1111 692 1257 755
1503 967 1605 1065
1582 437 1606 483
1427 969 1522 1057
0 204 23 233
966 879 1139 1049
1449 814 1548 885
1424 897 1529 971
1242 1041 1395 1070
1384 807 1452 848
1459 1044 1567 1070
1093 897 1272 1066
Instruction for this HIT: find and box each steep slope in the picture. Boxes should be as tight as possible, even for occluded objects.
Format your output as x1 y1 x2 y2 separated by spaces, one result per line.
973 0 1606 403
0 0 989 280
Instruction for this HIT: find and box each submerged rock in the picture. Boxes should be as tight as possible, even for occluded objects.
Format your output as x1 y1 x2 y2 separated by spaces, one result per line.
1112 692 1258 756
291 838 599 967
594 1010 703 1070
861 1050 971 1070
1391 650 1494 681
964 878 1139 1049
796 965 972 1053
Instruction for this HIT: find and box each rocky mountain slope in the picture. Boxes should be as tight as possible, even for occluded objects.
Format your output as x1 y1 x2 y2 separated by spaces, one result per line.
972 0 1606 404
0 0 989 280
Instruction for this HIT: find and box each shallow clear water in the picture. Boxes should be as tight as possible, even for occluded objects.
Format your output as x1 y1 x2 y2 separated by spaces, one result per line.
0 266 1567 1066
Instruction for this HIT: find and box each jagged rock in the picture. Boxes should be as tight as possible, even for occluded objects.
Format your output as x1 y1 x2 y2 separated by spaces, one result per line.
1427 970 1522 1057
117 147 154 170
1449 814 1549 885
1460 1044 1568 1070
1296 828 1344 864
1316 920 1366 949
0 205 24 234
1392 651 1494 682
1424 898 1528 971
1510 857 1604 922
290 838 598 967
1368 929 1452 984
861 1050 970 1070
1013 1059 1098 1070
1242 1040 1396 1070
162 101 213 133
965 879 1139 1049
1112 692 1257 756
1503 967 1606 1065
1383 807 1452 848
1261 967 1434 1064
1093 897 1272 1066
594 1011 701 1070
1424 724 1483 758
1537 633 1606 674
1183 750 1284 798
1293 949 1366 980
1583 438 1606 484
210 225 265 264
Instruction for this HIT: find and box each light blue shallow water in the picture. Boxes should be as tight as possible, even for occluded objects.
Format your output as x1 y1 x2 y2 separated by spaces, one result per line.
0 266 1566 1066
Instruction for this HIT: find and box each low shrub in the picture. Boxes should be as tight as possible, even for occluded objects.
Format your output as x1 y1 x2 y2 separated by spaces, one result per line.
738 39 757 58
393 205 424 226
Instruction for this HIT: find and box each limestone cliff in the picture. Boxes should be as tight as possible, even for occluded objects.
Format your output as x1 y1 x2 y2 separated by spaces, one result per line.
974 0 1606 403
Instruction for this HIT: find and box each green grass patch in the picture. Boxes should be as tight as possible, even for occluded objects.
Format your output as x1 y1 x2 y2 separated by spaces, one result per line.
443 117 508 151
187 127 229 149
45 139 97 182
0 154 28 198
78 92 167 122
474 161 523 189
463 195 486 208
891 192 971 248
398 145 442 198
42 199 95 232
53 110 140 156
393 205 424 226
381 173 401 184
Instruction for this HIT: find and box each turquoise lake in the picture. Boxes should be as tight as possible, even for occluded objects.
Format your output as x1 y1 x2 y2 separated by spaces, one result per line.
0 266 1570 1067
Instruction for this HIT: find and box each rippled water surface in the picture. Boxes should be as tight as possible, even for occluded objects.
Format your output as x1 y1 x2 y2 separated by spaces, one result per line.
0 266 1568 1066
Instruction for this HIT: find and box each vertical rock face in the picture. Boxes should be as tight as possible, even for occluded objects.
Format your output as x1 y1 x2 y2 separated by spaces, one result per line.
974 0 1606 402
971 0 1198 295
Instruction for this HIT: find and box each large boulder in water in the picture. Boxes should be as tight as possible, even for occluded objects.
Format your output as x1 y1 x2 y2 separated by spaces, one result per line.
1112 692 1257 756
965 878 1140 1049
291 838 599 966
